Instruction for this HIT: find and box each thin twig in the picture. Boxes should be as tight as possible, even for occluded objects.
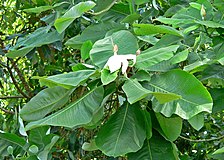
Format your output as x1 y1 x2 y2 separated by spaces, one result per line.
0 107 15 114
179 135 224 142
0 95 24 99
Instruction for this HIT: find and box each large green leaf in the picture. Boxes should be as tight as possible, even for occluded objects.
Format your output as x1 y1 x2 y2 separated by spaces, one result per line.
200 64 224 81
133 23 183 37
82 140 98 151
83 93 111 129
54 1 96 33
25 86 104 130
121 13 140 24
0 131 27 149
122 79 150 104
6 47 34 58
209 88 224 113
195 20 224 29
188 113 204 131
20 86 74 121
6 27 63 58
142 110 152 139
155 16 195 28
93 0 116 15
28 126 50 150
122 79 181 104
131 70 151 82
156 113 182 141
154 34 183 48
137 35 159 45
146 70 213 119
23 6 54 13
136 45 179 70
128 133 178 160
37 70 96 89
90 30 139 68
170 49 189 64
23 2 67 14
101 68 118 85
37 136 59 160
81 40 92 60
127 0 150 5
65 21 125 49
95 103 146 157
213 147 224 155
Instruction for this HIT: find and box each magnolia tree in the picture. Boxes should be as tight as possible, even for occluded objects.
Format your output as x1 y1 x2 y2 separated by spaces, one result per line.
0 0 224 159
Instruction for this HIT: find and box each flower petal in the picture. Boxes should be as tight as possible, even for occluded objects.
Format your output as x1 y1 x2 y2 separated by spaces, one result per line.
106 55 122 73
104 54 136 74
121 59 129 74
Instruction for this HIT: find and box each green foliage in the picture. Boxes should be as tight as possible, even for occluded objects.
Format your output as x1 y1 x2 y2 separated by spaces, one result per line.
0 0 224 159
95 103 146 157
26 86 104 130
54 1 96 33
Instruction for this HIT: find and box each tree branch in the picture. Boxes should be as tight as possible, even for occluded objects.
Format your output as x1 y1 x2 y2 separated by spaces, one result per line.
0 95 24 99
10 57 21 69
7 65 30 99
179 135 224 142
1 59 30 98
0 107 15 114
10 59 33 97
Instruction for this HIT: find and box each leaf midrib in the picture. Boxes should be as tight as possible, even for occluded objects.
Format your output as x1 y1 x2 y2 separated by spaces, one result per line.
36 87 99 126
137 46 177 63
149 83 199 106
23 89 72 114
147 140 153 160
113 103 129 156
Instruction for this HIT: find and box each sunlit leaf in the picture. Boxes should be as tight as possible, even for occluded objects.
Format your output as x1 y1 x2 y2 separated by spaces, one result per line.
54 1 96 33
133 23 183 37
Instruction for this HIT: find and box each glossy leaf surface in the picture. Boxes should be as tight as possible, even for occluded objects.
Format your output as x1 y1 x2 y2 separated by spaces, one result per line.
54 1 96 33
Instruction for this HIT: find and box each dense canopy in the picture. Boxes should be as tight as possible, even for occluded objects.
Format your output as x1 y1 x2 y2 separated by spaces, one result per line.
0 0 224 159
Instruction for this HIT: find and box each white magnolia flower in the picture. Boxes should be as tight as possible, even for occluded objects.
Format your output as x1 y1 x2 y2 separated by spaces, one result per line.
104 45 138 74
